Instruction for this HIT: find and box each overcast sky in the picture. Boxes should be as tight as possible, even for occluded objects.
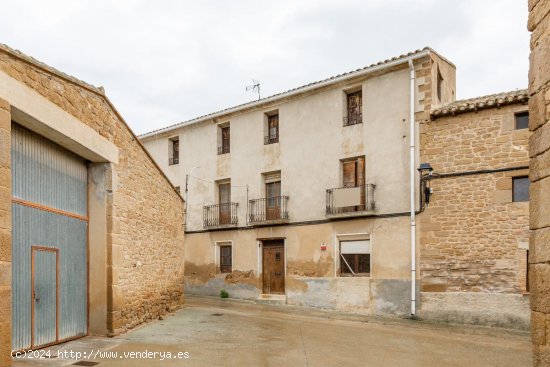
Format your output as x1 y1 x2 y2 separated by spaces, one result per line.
0 0 529 134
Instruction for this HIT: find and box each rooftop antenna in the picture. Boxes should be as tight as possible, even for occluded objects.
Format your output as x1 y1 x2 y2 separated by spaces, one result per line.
246 79 261 100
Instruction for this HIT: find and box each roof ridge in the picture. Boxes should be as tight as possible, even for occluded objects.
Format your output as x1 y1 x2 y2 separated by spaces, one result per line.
0 43 105 95
140 46 441 137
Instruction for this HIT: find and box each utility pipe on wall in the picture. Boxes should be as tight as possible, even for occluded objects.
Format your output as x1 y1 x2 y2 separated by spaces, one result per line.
408 59 417 316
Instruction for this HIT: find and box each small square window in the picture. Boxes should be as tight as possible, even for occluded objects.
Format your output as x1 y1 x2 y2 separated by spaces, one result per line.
512 176 530 202
515 112 529 130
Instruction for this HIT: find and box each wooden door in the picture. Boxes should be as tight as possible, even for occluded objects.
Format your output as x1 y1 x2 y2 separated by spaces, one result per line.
218 183 231 225
262 242 285 294
266 181 281 220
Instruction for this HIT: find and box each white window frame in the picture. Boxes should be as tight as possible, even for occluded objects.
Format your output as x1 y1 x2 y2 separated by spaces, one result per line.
334 233 371 277
214 240 233 274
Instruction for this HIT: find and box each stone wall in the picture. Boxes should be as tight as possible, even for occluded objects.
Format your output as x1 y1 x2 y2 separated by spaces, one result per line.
419 103 531 328
0 97 12 367
528 0 550 364
0 45 185 339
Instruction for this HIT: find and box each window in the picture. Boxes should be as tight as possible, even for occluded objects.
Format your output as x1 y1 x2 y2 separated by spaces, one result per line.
218 125 230 155
515 112 529 130
169 138 179 165
340 240 370 276
512 176 530 202
220 245 232 273
344 90 362 126
265 114 279 144
437 67 444 102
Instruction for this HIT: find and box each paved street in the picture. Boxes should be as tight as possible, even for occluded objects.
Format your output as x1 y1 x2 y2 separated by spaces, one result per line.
14 295 531 367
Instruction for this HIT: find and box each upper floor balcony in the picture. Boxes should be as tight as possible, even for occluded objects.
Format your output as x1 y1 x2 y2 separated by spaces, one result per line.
203 202 239 229
248 196 289 225
326 184 375 218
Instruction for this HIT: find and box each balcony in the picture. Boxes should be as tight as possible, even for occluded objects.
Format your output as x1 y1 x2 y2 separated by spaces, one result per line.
203 203 239 228
326 184 375 218
169 156 179 165
248 196 289 225
264 134 279 145
343 112 363 127
217 144 230 155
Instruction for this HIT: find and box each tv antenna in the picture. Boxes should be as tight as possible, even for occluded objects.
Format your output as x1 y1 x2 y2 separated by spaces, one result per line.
246 79 261 100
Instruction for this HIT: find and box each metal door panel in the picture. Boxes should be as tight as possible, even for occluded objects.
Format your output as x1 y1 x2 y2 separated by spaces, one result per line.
11 123 88 351
32 249 58 347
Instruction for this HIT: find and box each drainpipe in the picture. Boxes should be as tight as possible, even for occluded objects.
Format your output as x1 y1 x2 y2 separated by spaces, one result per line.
408 59 417 316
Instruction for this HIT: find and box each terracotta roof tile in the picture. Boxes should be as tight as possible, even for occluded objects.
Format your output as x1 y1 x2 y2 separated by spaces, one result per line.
431 89 529 119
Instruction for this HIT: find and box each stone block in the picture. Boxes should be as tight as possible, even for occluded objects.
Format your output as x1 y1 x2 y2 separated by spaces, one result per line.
528 0 550 32
0 261 10 286
532 148 550 181
530 177 550 230
496 177 512 190
494 189 512 204
531 228 550 264
529 87 549 132
530 264 550 313
530 119 550 158
529 34 550 93
532 311 547 345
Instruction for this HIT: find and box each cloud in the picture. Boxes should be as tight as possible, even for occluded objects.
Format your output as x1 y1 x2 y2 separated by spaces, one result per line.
0 0 529 134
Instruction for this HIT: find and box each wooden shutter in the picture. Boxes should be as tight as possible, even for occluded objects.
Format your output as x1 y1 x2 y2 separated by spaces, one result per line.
347 91 362 123
343 161 357 188
219 183 231 204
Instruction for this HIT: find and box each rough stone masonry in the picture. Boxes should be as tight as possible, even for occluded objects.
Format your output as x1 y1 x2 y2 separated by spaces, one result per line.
528 0 550 365
0 44 185 367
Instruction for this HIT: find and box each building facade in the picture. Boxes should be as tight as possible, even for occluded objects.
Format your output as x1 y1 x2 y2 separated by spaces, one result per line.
419 91 531 329
0 44 185 365
141 48 456 316
527 0 550 365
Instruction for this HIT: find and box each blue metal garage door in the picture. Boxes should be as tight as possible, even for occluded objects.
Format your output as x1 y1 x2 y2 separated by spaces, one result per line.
11 124 88 351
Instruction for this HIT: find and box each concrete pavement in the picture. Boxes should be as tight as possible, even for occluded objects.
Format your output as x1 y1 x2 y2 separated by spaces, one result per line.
13 295 531 366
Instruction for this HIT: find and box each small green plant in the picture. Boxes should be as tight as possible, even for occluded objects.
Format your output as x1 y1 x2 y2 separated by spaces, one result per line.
220 289 229 298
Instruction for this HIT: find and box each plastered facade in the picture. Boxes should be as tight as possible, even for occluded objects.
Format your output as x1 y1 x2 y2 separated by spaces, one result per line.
142 52 455 317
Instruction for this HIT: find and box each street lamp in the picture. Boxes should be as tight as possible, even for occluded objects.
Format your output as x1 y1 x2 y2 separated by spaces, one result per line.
418 163 434 208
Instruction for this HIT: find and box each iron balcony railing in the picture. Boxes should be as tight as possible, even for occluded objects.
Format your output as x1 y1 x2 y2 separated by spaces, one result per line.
326 184 375 215
169 156 179 165
343 112 363 126
217 143 230 155
203 202 239 228
248 196 289 223
264 134 279 145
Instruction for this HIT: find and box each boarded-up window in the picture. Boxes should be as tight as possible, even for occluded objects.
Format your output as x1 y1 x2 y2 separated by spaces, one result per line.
345 91 362 126
220 245 232 273
340 240 370 275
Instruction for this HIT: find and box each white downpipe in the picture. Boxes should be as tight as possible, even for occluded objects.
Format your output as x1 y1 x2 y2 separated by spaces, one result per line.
408 59 416 316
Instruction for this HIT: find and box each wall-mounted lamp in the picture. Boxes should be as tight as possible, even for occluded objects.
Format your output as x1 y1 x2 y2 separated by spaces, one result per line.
418 163 434 209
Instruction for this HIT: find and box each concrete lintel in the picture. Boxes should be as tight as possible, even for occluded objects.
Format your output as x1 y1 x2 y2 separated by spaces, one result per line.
0 70 118 163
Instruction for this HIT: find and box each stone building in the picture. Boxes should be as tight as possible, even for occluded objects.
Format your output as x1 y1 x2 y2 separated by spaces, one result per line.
419 90 531 329
527 0 550 365
141 48 456 316
0 44 185 366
